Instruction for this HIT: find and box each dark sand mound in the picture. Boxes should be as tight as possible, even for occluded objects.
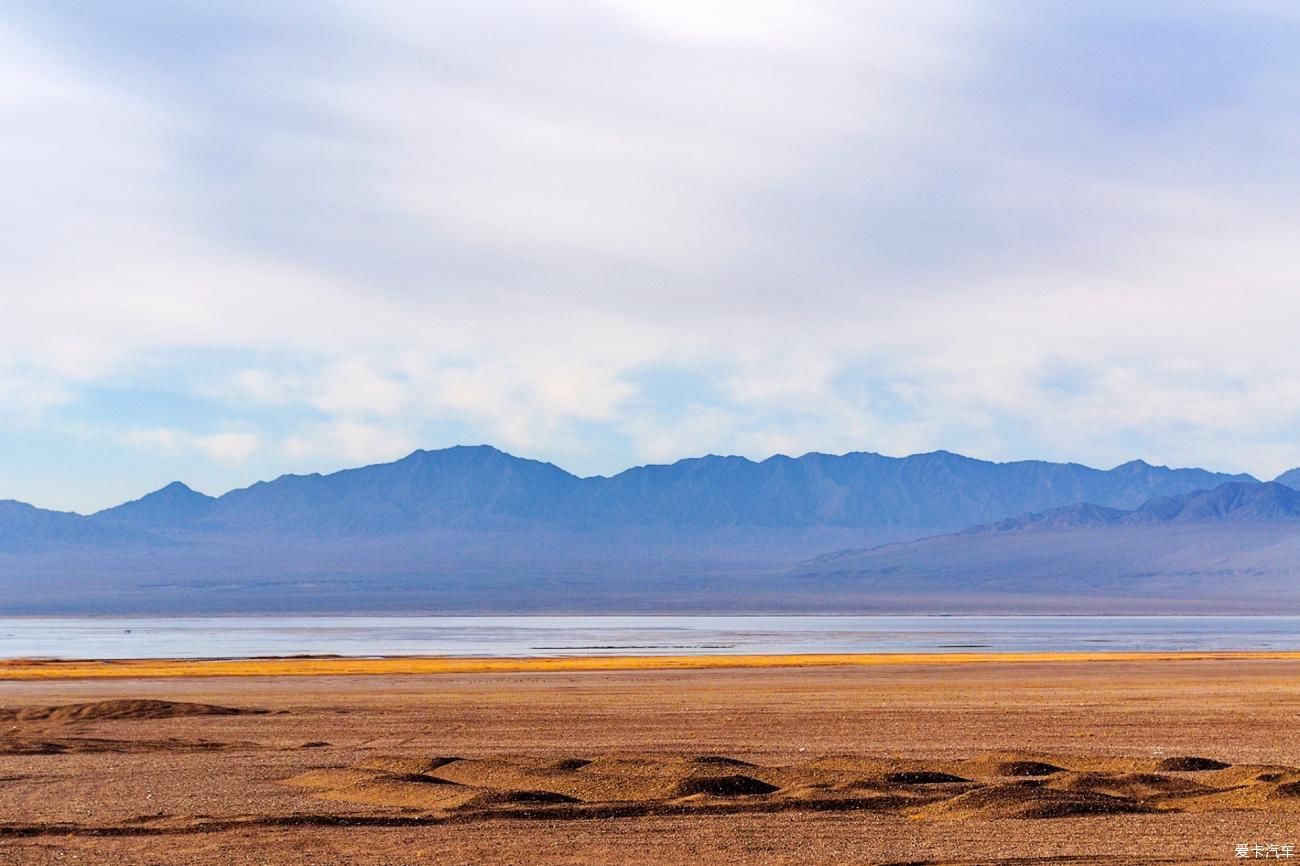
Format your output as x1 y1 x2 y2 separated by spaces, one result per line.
358 756 460 775
930 783 1149 820
1057 772 1207 799
673 775 779 797
456 790 581 809
547 758 592 771
385 773 459 785
0 700 263 723
0 740 68 755
1157 756 1230 772
692 755 755 767
997 760 1066 776
1018 795 1149 820
1272 781 1300 798
0 736 240 755
884 771 969 785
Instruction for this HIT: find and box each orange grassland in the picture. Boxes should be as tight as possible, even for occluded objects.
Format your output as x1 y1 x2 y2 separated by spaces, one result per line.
5 649 1300 680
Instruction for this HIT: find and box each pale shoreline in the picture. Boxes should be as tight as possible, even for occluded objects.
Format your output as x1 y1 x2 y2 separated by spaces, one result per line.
6 649 1300 680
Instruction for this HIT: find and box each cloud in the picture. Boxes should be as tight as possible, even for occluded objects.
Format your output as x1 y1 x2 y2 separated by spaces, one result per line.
121 427 262 463
2 1 1300 511
196 431 262 462
282 420 417 466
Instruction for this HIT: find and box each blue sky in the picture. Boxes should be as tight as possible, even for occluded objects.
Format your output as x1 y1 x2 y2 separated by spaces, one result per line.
3 1 1300 512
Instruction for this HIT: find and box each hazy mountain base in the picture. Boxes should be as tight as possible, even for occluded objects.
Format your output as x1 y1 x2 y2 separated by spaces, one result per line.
0 526 902 615
4 521 1297 615
794 522 1300 614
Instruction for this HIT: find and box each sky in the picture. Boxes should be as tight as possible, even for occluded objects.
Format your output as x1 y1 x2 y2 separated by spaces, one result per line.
3 1 1300 513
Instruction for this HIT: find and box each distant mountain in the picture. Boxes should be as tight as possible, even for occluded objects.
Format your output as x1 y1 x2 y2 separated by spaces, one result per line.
975 502 1130 532
61 444 1262 538
0 444 1291 614
0 500 159 553
972 482 1300 533
95 481 218 529
202 446 581 535
577 452 1255 531
1277 468 1300 490
795 481 1300 613
1130 482 1300 523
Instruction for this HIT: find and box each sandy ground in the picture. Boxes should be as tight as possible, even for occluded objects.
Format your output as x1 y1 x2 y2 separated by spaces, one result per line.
2 656 1300 864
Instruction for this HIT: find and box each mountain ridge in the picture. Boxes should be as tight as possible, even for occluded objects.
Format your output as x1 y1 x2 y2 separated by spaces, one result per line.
789 480 1300 612
9 444 1260 538
965 481 1300 534
1 444 1294 614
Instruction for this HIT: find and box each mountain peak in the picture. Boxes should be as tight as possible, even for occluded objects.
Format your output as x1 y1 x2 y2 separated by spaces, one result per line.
121 480 214 506
395 444 531 467
1276 468 1300 490
1142 480 1300 522
913 449 965 460
94 479 217 526
975 501 1128 533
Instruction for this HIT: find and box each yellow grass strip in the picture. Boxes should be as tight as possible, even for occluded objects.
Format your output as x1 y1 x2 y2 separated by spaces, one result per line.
4 651 1300 680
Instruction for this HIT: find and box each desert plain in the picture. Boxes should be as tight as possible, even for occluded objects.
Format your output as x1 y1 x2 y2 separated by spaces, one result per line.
2 654 1300 865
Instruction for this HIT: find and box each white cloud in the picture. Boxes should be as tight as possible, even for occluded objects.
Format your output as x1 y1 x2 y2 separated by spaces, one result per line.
121 428 261 463
196 432 262 462
2 1 1300 509
121 428 183 452
282 420 417 466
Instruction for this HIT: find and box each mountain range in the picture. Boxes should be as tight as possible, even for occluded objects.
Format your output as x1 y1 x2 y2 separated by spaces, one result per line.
796 481 1300 613
969 481 1300 531
1 445 1297 614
